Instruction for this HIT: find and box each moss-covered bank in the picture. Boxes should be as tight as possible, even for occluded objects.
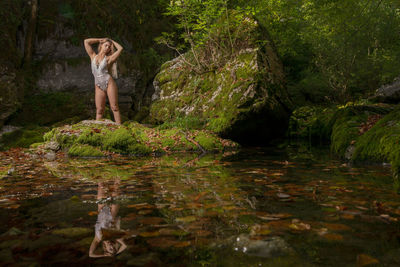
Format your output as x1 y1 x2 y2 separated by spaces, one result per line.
289 102 400 180
39 119 239 157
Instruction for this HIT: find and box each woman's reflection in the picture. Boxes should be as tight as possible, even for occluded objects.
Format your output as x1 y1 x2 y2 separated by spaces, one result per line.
89 180 127 257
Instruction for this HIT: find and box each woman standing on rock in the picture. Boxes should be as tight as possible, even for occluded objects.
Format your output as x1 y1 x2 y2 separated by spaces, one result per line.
84 38 123 125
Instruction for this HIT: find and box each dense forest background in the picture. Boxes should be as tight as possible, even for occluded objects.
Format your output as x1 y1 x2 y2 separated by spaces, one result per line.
1 0 400 147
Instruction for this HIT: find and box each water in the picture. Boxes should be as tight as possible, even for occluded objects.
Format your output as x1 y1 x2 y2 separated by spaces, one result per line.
0 145 399 266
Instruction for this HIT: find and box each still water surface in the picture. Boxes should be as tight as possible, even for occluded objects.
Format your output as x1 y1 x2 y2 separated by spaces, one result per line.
0 145 399 266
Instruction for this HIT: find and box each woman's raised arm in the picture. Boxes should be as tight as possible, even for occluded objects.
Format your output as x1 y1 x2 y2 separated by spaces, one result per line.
84 38 103 59
108 39 123 64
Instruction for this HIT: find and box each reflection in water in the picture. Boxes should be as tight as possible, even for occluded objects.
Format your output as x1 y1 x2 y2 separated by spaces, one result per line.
89 179 127 257
1 147 399 265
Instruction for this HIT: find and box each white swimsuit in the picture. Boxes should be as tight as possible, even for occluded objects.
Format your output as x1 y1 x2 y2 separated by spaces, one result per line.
91 54 110 91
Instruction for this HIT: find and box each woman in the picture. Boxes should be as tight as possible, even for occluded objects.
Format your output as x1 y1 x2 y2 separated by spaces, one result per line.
84 38 123 125
89 180 127 257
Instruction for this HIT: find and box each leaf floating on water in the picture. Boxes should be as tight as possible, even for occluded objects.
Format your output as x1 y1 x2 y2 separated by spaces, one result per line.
139 231 160 238
277 193 291 199
341 213 355 220
289 219 310 231
356 254 379 266
127 203 155 210
176 216 196 223
322 233 343 241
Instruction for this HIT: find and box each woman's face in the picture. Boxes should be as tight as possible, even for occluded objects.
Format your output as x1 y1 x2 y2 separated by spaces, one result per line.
101 41 111 54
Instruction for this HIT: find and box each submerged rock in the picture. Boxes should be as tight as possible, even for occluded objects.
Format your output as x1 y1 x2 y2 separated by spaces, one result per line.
149 16 291 144
232 234 294 258
40 119 239 157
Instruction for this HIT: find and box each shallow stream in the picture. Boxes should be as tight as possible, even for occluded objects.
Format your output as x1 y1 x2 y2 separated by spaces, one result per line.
0 144 399 266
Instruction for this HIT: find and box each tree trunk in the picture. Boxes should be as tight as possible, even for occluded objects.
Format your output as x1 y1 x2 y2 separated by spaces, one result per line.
23 0 38 66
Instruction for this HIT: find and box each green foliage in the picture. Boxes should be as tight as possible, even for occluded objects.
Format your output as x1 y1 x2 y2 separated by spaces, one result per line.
161 0 400 103
67 144 104 157
251 0 400 103
157 1 258 72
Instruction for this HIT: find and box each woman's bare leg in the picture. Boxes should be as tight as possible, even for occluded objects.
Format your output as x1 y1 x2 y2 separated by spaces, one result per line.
106 78 122 125
95 86 107 120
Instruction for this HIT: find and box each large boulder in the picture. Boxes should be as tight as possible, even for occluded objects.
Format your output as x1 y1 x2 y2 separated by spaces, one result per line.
149 17 291 144
371 76 400 103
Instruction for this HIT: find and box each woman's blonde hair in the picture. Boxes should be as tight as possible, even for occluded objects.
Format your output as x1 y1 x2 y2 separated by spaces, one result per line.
98 38 118 79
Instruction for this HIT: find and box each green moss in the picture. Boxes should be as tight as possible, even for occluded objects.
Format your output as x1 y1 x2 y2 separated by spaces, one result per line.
194 132 223 151
157 116 206 130
127 143 152 155
206 115 231 134
353 107 400 163
102 127 136 154
30 142 45 148
330 104 393 155
289 105 337 142
0 126 50 150
67 144 104 157
76 129 104 147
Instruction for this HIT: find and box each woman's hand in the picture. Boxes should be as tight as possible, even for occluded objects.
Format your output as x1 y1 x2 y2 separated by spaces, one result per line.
107 39 124 65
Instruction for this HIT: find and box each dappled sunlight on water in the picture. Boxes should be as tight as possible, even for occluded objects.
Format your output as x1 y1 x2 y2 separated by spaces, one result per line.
0 145 399 266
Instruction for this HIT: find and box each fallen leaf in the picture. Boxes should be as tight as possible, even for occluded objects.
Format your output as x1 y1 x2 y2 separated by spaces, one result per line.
357 254 379 266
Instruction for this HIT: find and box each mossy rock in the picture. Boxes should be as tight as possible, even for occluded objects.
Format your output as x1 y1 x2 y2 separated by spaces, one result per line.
329 104 394 156
149 15 291 145
350 106 400 178
41 119 239 157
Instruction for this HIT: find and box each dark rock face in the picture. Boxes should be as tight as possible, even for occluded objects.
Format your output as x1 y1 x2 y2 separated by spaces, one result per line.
372 76 400 103
149 19 291 144
0 66 22 128
34 26 140 119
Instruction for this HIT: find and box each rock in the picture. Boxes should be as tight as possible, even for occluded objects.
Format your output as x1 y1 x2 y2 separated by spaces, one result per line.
41 119 239 157
149 16 291 144
0 125 22 139
0 66 22 129
44 151 56 161
233 234 294 258
372 76 400 103
344 144 355 161
7 167 15 176
44 141 60 151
